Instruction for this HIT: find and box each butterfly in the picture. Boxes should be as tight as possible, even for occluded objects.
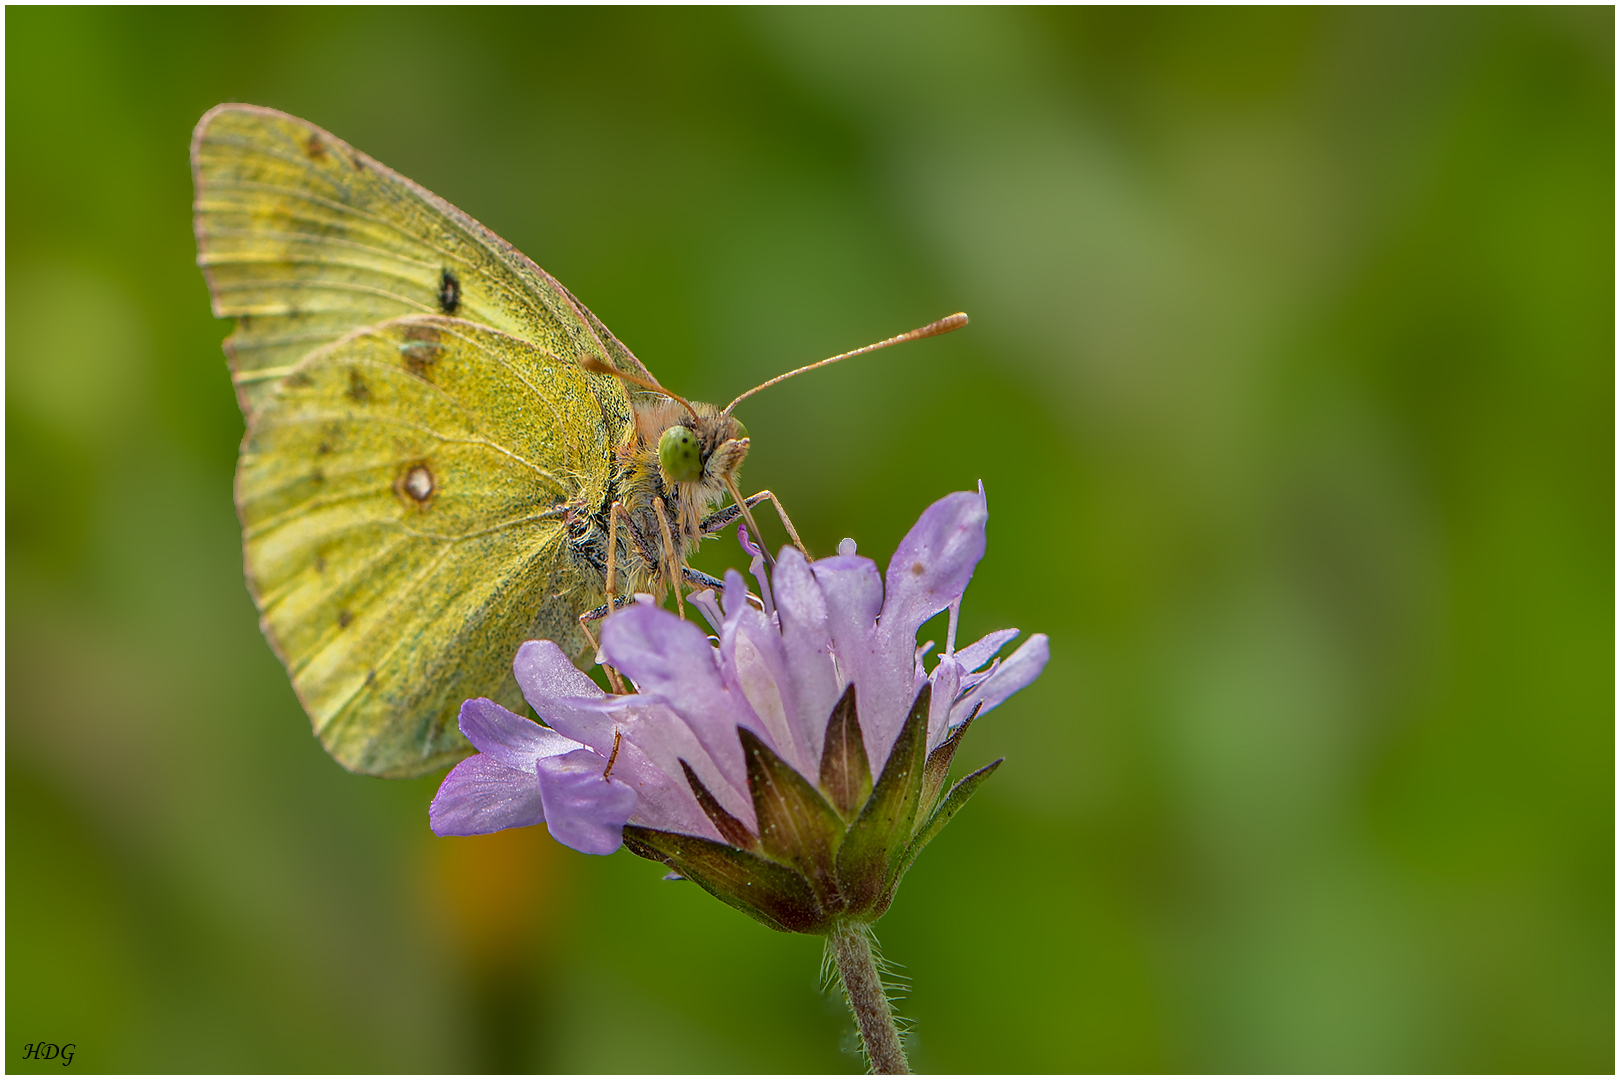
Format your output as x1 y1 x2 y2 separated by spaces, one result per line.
192 104 965 779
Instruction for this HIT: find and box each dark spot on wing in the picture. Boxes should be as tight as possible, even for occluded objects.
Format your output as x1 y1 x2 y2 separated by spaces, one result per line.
283 370 312 389
339 609 353 628
309 469 324 485
397 462 436 505
305 133 327 162
438 269 461 315
314 553 327 573
346 368 370 403
316 440 331 455
365 669 376 687
400 324 443 379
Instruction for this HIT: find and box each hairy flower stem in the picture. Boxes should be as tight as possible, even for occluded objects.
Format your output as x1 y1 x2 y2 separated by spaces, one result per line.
829 920 910 1074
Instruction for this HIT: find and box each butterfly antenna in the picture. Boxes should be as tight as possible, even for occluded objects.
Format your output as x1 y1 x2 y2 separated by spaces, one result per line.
723 313 969 415
580 355 700 421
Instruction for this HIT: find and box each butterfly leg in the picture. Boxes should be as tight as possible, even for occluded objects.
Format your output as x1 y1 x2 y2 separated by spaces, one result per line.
681 567 727 591
651 494 685 621
698 489 810 557
592 501 633 694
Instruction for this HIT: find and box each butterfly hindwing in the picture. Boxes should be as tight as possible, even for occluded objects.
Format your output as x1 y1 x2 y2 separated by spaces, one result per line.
236 315 630 778
192 103 654 423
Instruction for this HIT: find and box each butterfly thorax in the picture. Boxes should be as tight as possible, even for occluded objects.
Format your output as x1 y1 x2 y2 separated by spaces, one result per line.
569 397 749 599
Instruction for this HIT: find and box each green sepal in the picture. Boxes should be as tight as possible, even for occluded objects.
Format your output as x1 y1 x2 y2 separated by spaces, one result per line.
834 683 930 914
875 757 1004 919
919 703 981 823
679 758 759 851
622 825 828 934
819 684 873 820
740 726 847 908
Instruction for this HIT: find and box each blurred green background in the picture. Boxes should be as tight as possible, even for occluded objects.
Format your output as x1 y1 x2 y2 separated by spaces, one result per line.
6 7 1612 1073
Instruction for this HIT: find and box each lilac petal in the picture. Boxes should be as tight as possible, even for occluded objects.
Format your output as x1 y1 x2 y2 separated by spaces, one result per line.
721 579 809 774
812 553 906 774
610 736 723 841
881 490 988 639
513 640 605 704
914 640 936 679
772 547 840 770
457 697 582 771
430 754 546 837
593 694 757 832
812 554 884 634
927 657 963 750
960 656 1000 693
536 748 640 855
817 553 936 773
953 628 1021 674
810 554 885 702
512 640 617 749
948 633 1050 728
599 602 755 795
721 566 752 620
737 522 762 559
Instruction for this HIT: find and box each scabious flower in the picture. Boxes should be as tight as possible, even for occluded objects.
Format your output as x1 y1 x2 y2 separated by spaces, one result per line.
430 488 1048 933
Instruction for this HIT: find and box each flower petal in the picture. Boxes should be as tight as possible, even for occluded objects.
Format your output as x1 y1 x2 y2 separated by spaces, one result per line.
512 640 618 750
457 697 582 771
429 754 546 837
596 695 756 833
537 748 640 855
812 552 909 775
610 736 723 841
721 565 752 619
948 632 1050 728
515 638 748 832
812 553 884 639
513 639 605 704
953 627 1021 674
926 657 963 750
726 600 807 773
772 547 841 771
881 490 988 638
599 602 755 797
714 567 817 774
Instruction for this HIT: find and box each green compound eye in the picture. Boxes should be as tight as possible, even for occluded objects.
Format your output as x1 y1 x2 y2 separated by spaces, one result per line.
658 425 703 483
731 418 748 441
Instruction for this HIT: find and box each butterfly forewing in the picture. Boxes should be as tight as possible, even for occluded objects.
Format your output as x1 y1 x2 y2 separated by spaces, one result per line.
236 315 627 777
192 103 653 423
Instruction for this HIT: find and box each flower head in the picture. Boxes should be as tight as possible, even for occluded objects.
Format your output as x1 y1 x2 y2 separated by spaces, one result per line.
431 488 1048 932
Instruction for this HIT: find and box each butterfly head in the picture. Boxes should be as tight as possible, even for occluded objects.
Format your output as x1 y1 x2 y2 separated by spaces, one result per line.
653 405 749 489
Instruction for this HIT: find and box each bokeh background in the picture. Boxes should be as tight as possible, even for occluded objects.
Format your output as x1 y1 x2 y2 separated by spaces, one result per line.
7 7 1612 1073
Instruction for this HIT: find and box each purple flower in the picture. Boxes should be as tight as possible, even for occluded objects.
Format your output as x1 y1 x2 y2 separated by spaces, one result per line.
430 488 1049 931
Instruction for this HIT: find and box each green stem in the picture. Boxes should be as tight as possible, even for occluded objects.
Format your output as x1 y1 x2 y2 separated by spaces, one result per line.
828 920 910 1074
